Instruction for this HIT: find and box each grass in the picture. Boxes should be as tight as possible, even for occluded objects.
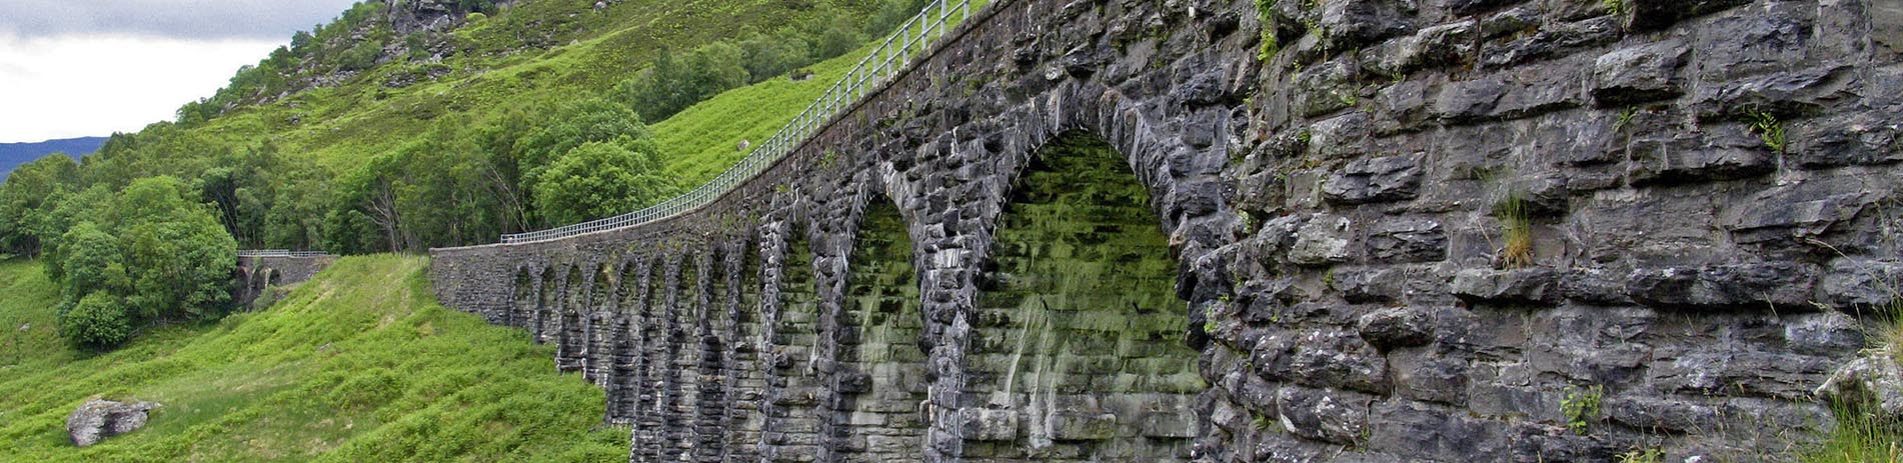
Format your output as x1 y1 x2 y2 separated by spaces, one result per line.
650 41 882 183
1804 401 1902 463
0 256 624 462
1495 194 1534 269
184 0 883 174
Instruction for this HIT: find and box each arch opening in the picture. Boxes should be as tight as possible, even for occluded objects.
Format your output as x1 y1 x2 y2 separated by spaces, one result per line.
631 258 666 461
536 267 558 344
607 261 644 424
837 197 928 462
586 263 616 384
963 132 1201 461
659 254 699 461
558 265 586 372
512 268 534 329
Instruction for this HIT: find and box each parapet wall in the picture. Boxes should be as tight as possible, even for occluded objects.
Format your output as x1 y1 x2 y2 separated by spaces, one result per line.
430 0 1903 461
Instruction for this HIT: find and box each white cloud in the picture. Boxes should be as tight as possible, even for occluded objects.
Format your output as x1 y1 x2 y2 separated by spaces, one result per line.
0 0 360 40
0 34 284 143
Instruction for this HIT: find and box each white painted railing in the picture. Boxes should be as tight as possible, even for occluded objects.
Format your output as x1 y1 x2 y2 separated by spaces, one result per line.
500 0 984 244
237 250 333 258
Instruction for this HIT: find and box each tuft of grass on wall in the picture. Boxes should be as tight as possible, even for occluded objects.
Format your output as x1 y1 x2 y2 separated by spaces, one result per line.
1495 194 1534 269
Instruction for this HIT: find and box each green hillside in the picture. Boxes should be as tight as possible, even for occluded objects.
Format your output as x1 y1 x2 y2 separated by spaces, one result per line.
0 0 928 258
0 256 622 462
188 0 885 171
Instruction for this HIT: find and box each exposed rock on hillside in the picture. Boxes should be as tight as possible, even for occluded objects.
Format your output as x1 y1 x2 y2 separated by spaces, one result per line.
66 399 160 447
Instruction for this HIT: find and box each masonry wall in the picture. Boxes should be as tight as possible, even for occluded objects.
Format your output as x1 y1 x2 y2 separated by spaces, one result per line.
427 0 1903 461
234 255 337 307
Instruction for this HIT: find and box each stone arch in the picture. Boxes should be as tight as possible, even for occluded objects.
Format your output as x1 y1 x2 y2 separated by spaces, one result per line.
558 265 586 372
511 267 535 329
761 220 824 463
245 268 270 305
960 131 1201 461
606 259 644 424
535 266 558 344
586 262 617 384
832 193 930 463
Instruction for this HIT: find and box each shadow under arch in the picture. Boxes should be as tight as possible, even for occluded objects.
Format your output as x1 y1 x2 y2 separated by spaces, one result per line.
962 131 1201 460
536 266 558 344
586 262 617 384
511 267 535 329
832 193 930 462
558 265 586 372
606 259 644 424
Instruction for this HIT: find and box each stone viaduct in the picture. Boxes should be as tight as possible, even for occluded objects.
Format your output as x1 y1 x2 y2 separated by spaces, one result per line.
429 0 1903 461
235 253 337 308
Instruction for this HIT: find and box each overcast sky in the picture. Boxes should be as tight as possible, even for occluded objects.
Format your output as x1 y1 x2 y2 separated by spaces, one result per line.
0 0 360 143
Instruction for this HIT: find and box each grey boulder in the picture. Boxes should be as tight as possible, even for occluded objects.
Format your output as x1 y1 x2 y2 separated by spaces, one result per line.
66 399 160 447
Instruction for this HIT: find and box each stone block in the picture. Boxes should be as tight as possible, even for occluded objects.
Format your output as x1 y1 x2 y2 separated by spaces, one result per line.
1323 153 1425 205
1623 0 1751 31
1819 258 1903 311
1274 385 1374 445
1048 410 1120 440
1481 16 1620 70
1782 311 1865 358
1450 267 1561 305
960 408 1018 441
1140 408 1199 438
1287 329 1390 393
1389 349 1468 405
1289 214 1354 266
1592 40 1688 106
1649 351 1835 399
1366 217 1445 263
1367 400 1510 462
1319 0 1416 49
1356 306 1435 350
1624 262 1821 311
1625 131 1772 186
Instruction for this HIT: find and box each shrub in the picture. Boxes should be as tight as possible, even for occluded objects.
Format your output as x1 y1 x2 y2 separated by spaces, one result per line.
532 141 676 225
60 292 132 350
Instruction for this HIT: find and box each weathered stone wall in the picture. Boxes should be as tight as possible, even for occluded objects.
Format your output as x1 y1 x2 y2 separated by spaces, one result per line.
427 0 1903 461
234 255 337 307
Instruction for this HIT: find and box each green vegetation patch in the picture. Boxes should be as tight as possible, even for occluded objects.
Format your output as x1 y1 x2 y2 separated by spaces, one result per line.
0 256 622 462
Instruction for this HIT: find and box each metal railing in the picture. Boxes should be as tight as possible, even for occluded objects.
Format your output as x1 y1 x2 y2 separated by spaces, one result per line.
500 0 986 244
238 250 333 258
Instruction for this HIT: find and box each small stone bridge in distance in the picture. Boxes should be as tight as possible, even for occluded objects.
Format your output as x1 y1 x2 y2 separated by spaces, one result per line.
235 250 337 307
428 0 1903 462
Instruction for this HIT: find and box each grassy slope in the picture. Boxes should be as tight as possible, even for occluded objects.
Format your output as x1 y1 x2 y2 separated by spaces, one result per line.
0 257 621 462
186 0 877 174
651 41 879 183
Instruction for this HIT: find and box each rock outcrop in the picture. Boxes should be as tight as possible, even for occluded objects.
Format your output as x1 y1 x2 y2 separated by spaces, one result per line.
1817 347 1903 420
66 399 159 447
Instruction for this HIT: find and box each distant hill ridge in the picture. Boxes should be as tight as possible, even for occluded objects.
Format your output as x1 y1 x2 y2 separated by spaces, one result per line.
0 137 104 180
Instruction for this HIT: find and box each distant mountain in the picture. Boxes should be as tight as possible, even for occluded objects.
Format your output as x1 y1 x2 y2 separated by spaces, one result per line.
0 136 105 181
